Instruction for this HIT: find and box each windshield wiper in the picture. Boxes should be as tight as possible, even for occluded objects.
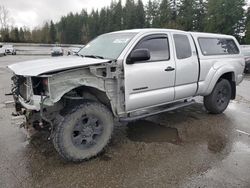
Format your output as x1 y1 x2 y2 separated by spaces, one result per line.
80 55 104 59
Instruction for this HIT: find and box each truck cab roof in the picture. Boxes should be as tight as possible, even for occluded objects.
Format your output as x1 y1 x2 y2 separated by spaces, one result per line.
111 28 233 38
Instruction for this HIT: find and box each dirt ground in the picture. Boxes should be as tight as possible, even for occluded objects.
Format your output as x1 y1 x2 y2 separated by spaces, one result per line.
0 55 250 188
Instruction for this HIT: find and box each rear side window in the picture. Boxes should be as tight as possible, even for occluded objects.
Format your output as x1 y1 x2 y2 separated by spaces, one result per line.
135 36 170 61
198 38 239 56
173 34 192 59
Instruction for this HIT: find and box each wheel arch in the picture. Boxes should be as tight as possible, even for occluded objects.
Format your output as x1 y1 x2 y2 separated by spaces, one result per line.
61 85 117 115
206 68 236 99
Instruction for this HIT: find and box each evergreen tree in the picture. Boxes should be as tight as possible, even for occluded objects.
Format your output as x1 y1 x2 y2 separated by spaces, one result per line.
23 27 32 42
110 0 123 31
10 27 19 42
169 0 179 28
88 10 100 38
80 9 90 43
49 20 57 43
1 28 10 42
135 0 145 28
41 22 50 43
159 0 171 28
205 0 245 37
99 8 109 34
178 0 196 31
145 0 160 27
245 8 250 44
19 27 25 42
193 0 207 31
123 0 136 29
58 16 67 43
2 0 247 44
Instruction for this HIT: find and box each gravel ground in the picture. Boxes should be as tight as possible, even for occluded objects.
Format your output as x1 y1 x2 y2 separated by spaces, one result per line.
0 54 250 188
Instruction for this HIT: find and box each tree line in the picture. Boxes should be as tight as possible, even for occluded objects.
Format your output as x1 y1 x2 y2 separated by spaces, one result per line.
1 0 250 44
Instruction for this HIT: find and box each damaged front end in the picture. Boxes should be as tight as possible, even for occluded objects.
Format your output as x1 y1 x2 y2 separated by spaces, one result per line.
7 59 124 138
8 75 62 138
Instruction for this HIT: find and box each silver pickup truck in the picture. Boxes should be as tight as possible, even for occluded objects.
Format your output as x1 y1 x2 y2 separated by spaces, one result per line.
8 29 245 162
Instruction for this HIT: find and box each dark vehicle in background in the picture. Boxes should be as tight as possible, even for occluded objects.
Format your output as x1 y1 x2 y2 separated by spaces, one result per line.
67 46 82 56
4 45 16 55
241 47 250 73
51 47 63 56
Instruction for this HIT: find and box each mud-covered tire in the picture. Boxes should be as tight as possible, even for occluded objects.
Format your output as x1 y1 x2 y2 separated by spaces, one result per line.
53 101 113 162
204 79 232 114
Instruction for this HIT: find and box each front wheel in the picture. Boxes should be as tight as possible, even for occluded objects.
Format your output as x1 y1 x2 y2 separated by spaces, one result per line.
204 79 232 114
53 102 114 162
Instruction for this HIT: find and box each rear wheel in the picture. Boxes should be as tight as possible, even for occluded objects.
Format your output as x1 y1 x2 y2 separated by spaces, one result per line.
204 79 232 114
53 101 113 162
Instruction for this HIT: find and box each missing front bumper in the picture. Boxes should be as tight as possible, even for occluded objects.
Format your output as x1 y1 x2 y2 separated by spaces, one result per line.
11 115 26 126
4 100 15 108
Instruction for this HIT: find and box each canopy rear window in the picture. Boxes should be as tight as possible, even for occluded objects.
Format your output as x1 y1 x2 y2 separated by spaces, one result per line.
198 37 239 56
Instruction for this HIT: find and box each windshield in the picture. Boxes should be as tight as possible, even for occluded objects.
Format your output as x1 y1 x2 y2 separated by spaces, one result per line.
78 32 137 59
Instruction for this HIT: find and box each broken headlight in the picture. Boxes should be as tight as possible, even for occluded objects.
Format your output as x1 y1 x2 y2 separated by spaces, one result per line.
32 77 49 96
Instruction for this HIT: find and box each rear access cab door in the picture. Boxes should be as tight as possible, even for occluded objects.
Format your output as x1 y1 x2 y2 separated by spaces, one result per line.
171 32 199 100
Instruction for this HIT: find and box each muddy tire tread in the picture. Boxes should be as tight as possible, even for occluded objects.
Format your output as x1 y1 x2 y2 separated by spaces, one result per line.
204 79 231 114
53 101 113 162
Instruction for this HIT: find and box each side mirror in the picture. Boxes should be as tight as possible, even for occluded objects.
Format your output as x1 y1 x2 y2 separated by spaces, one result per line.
127 49 150 64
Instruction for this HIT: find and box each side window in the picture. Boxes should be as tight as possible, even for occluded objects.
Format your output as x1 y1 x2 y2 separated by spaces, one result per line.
198 38 239 56
134 36 170 61
173 34 192 59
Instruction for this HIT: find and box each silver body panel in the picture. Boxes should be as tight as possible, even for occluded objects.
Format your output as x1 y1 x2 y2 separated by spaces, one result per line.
8 56 110 76
120 30 244 112
8 29 245 116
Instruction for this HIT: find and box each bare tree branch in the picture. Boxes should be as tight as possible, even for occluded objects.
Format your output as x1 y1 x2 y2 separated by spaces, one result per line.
0 5 11 29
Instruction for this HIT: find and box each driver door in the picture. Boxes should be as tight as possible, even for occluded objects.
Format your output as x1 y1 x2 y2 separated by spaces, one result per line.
124 33 176 112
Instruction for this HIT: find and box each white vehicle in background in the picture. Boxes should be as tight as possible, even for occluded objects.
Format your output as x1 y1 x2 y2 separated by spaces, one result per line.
241 45 250 73
4 45 16 55
67 46 82 56
0 44 6 56
7 29 245 162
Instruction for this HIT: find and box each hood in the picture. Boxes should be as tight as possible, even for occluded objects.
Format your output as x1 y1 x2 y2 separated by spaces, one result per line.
8 56 111 76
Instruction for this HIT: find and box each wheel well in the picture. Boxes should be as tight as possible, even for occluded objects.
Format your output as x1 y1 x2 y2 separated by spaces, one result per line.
64 86 112 110
219 72 236 99
79 86 111 108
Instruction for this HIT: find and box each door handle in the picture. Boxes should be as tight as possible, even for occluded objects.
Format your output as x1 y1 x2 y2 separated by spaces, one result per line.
165 66 175 71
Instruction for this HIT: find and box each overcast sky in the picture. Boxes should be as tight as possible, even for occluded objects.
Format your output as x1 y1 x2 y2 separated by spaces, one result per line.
1 0 249 29
0 0 149 29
